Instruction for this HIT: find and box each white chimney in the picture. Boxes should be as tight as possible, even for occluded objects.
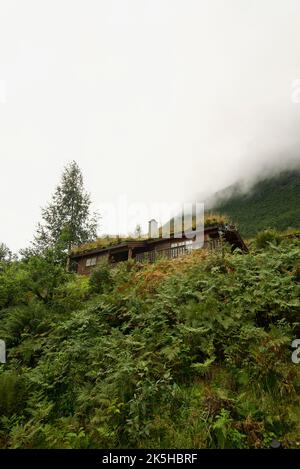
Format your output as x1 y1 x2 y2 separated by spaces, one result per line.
148 219 158 239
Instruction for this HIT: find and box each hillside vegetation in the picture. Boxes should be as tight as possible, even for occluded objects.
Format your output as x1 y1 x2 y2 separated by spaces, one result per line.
0 233 299 448
211 170 300 237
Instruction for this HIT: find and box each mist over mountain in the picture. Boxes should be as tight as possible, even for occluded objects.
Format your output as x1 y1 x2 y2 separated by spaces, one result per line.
208 164 300 237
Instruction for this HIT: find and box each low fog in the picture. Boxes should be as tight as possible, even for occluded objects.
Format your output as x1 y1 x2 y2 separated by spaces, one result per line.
1 1 300 251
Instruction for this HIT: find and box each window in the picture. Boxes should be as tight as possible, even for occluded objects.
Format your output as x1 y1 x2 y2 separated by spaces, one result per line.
86 257 97 267
171 240 193 248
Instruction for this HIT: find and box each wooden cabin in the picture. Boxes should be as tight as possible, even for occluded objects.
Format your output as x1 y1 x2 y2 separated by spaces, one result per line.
69 223 248 276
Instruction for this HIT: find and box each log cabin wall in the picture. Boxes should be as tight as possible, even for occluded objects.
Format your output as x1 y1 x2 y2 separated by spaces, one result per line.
74 252 109 275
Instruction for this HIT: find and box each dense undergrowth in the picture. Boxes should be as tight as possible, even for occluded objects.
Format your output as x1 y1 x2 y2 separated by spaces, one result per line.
0 233 299 448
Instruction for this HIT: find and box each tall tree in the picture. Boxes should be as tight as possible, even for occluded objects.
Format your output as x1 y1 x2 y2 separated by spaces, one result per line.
32 161 98 255
0 243 14 263
134 224 142 239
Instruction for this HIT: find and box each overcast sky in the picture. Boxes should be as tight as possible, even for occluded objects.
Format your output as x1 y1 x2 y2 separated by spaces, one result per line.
1 0 300 251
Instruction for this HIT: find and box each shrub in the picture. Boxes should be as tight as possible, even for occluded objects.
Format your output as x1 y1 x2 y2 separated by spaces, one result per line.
89 263 112 294
255 229 281 249
54 276 90 312
0 371 28 417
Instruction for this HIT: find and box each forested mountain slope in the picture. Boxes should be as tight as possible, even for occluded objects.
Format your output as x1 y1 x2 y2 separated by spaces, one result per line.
210 170 300 237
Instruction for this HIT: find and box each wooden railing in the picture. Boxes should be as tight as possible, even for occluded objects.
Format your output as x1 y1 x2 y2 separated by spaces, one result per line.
135 239 222 263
